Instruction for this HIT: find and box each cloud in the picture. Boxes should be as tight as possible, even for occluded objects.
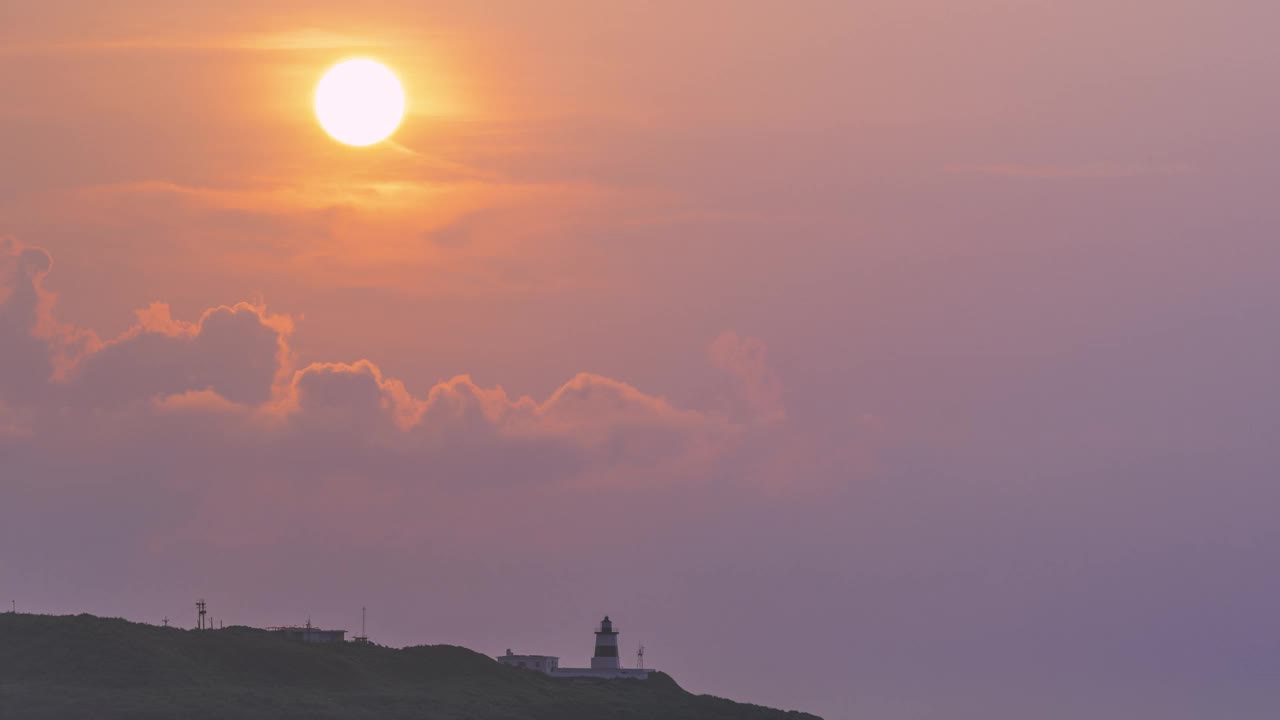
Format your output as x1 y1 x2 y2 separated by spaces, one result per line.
944 162 1193 179
70 302 292 409
0 241 771 505
287 360 420 436
0 239 53 399
0 400 29 439
422 209 499 249
0 238 95 404
0 28 394 57
708 330 786 423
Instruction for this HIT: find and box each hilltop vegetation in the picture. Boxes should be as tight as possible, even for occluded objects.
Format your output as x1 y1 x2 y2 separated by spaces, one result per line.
0 613 821 720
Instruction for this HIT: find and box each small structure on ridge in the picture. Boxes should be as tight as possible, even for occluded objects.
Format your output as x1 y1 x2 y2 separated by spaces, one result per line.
498 650 560 673
269 618 346 644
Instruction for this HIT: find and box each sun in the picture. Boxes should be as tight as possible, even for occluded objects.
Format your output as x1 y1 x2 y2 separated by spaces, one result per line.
314 59 406 147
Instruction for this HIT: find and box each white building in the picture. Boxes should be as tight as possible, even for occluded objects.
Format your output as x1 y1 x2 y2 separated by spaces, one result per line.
497 615 650 680
497 650 559 672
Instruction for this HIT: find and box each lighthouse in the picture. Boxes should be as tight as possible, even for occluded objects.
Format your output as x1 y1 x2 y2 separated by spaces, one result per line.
496 614 650 679
590 615 621 670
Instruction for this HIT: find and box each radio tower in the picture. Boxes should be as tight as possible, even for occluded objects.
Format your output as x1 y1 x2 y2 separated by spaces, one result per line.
196 599 207 630
636 644 645 670
353 606 369 644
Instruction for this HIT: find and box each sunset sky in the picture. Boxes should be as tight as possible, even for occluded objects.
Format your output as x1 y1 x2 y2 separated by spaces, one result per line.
3 2 1279 718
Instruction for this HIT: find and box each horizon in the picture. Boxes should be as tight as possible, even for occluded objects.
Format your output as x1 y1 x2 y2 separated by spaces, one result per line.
4 605 650 665
3 3 1279 719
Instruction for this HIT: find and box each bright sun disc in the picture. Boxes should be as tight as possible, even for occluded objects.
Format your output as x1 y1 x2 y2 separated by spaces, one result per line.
315 59 405 147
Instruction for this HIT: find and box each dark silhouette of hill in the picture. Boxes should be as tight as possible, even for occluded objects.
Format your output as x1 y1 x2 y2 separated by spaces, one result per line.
0 613 821 720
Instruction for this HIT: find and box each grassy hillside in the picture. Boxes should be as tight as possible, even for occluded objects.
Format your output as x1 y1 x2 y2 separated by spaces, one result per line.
0 613 821 720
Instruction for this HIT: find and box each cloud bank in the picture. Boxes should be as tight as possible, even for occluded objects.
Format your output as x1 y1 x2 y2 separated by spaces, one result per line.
1 239 782 500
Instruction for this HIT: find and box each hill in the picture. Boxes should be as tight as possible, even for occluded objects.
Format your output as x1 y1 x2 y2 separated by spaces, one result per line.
0 613 821 720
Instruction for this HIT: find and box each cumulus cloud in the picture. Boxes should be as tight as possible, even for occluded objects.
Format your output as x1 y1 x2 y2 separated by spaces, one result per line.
287 360 419 436
70 302 292 408
0 238 94 403
0 241 777 501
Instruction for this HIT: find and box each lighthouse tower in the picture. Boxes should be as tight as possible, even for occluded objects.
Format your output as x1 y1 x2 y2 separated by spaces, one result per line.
591 615 621 670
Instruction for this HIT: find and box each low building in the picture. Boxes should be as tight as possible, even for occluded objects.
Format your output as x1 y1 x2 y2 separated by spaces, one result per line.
269 621 346 644
497 650 560 672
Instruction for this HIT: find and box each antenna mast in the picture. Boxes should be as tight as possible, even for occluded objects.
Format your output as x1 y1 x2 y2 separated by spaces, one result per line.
354 606 369 644
636 644 645 670
196 599 207 630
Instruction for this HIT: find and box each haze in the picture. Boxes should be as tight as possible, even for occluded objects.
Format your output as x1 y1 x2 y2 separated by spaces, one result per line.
2 2 1279 719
